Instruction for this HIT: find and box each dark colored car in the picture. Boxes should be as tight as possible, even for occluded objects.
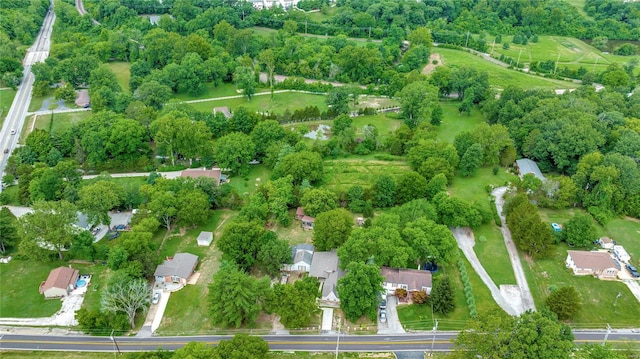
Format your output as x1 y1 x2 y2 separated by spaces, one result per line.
627 264 640 278
107 231 120 240
379 299 387 310
115 224 126 230
3 148 8 154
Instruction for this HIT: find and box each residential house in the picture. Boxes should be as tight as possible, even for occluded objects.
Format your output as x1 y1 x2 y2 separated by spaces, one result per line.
381 267 432 296
566 250 620 280
196 231 213 247
181 168 222 186
515 158 546 182
40 266 79 298
248 0 300 10
613 245 631 263
309 250 345 302
598 237 615 250
75 90 90 108
283 244 314 272
154 253 199 286
213 106 232 119
73 212 92 232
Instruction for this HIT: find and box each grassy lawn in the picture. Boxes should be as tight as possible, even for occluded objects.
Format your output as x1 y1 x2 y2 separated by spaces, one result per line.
106 62 131 93
521 243 640 328
174 82 270 101
187 92 328 116
397 253 501 331
436 47 579 90
437 101 486 143
157 210 236 335
0 88 16 126
227 164 272 197
449 167 517 213
271 210 314 246
0 260 66 317
285 112 403 142
34 110 92 135
473 223 516 286
76 263 109 312
0 185 19 205
322 157 410 191
28 94 51 112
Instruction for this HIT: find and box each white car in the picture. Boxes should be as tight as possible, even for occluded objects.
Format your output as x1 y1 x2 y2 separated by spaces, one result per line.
152 292 161 304
380 310 387 323
10 129 16 135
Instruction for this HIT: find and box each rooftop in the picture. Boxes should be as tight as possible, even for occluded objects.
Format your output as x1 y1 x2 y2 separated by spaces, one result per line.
567 250 619 271
516 158 546 182
154 253 199 279
40 266 79 293
381 267 432 291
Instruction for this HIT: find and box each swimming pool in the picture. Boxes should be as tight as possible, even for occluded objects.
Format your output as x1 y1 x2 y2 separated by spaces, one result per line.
76 279 87 287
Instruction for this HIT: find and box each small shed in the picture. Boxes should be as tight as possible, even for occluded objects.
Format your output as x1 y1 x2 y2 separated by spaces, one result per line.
75 90 90 108
296 207 305 220
213 106 232 119
356 217 364 226
515 158 546 182
598 237 614 250
301 215 315 230
613 245 631 263
196 231 213 247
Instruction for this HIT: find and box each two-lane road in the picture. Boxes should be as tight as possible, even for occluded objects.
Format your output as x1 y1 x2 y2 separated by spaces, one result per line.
1 331 639 353
0 3 55 178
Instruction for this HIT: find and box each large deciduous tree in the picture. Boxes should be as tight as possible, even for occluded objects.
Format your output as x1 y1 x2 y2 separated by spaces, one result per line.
217 220 265 272
270 277 320 329
273 151 324 184
326 87 351 115
0 207 19 253
208 263 270 328
402 218 457 266
257 231 291 278
101 278 151 328
504 195 554 259
18 200 78 260
78 180 123 226
337 262 384 322
213 334 271 359
398 81 439 128
545 286 581 321
300 188 338 217
563 213 596 248
214 132 256 176
313 208 354 251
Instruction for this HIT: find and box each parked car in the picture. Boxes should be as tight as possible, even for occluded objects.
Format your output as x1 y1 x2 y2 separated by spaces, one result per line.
3 148 8 154
115 224 126 230
379 310 387 323
152 292 161 304
107 231 120 240
379 299 387 310
627 264 640 278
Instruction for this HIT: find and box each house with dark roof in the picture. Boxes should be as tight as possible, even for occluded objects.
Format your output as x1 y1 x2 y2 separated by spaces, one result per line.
284 244 314 272
566 250 619 280
309 250 345 302
40 266 79 298
154 253 199 286
181 168 222 186
381 267 432 295
515 158 546 182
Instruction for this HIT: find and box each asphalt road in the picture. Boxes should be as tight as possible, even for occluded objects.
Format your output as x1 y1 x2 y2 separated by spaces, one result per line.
0 2 55 178
0 331 638 353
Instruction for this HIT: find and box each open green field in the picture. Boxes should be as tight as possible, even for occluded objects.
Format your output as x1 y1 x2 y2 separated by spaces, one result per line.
436 47 580 90
76 263 109 313
491 35 640 75
521 243 640 328
0 88 16 126
437 101 486 143
34 110 92 135
106 62 131 93
322 157 410 191
449 167 517 214
398 254 501 331
187 92 328 115
227 164 272 197
473 223 517 286
174 82 270 102
0 259 65 317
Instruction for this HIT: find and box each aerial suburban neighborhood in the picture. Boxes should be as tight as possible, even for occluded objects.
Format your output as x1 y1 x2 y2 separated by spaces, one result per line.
1 0 640 358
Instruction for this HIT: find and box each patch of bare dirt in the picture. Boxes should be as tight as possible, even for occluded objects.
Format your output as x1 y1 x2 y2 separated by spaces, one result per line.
421 53 443 75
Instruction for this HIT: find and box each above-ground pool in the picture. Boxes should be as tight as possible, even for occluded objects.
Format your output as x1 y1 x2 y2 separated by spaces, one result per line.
76 279 87 287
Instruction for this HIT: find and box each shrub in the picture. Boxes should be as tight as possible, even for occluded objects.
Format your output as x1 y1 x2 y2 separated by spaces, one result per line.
503 42 510 50
412 290 428 304
395 287 408 299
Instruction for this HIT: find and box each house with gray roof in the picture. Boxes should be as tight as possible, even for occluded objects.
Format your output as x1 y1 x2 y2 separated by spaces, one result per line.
309 250 345 302
515 158 546 182
154 253 198 286
284 244 314 272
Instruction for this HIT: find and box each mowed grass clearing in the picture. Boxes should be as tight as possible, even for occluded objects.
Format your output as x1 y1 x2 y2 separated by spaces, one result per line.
187 92 328 115
436 47 579 90
174 82 270 101
437 101 486 143
397 254 502 331
34 110 92 135
322 157 410 191
226 164 272 197
0 260 66 317
521 243 640 328
472 223 517 286
106 62 131 93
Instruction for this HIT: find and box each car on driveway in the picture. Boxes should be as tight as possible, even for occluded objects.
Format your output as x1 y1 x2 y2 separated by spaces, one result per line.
107 230 120 240
379 299 387 310
152 292 161 304
379 310 387 323
627 264 640 278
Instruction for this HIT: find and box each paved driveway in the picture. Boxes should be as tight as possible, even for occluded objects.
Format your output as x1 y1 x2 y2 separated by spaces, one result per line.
377 296 405 334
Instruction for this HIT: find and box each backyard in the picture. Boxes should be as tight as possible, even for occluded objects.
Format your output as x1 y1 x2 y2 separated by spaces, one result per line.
187 91 328 115
322 157 410 191
33 110 92 135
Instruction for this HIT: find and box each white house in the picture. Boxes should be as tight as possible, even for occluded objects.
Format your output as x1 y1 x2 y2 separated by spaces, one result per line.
284 244 314 272
566 250 619 280
598 237 614 250
613 245 631 263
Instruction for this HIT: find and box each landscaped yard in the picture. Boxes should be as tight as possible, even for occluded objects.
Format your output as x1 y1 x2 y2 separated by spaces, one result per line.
271 211 314 246
448 167 517 214
187 91 328 115
397 253 501 331
521 243 640 328
322 157 410 191
34 110 92 135
435 47 579 90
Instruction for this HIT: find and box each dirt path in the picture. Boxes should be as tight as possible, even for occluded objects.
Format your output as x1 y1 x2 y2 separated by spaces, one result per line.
421 53 442 75
451 227 519 316
492 187 537 312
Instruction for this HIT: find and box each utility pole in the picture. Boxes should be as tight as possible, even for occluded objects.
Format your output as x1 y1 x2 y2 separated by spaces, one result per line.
430 319 439 354
516 49 523 68
490 40 495 56
553 52 561 75
602 323 612 345
465 31 470 48
335 317 341 359
110 330 121 356
593 55 599 72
